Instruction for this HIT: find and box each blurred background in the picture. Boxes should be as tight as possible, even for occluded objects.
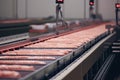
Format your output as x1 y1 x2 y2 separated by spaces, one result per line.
0 0 116 20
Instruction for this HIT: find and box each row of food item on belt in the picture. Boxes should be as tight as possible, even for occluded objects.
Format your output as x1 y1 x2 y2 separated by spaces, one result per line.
27 23 107 48
0 49 71 79
0 55 58 79
0 56 56 60
3 49 71 56
0 23 108 79
0 64 36 78
0 50 71 79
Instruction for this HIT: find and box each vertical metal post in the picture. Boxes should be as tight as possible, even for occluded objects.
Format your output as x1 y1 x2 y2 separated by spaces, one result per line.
95 0 98 15
55 2 67 34
84 0 86 19
13 0 17 19
16 0 18 19
89 6 94 19
56 4 60 26
56 4 66 26
25 0 28 19
116 8 118 25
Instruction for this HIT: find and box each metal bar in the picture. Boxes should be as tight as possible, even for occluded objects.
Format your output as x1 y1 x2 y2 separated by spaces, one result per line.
25 0 28 19
16 0 18 19
84 0 86 19
116 8 119 25
93 54 115 80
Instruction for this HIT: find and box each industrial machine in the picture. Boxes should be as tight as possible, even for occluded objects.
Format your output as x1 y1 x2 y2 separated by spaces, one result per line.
0 20 116 80
0 0 119 80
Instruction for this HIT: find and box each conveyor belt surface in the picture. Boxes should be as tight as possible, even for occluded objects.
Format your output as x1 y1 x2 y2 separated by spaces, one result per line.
0 22 111 80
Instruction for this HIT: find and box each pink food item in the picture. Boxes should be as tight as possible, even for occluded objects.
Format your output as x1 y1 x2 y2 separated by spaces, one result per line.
0 65 35 71
0 56 56 60
3 49 71 56
0 60 46 65
0 70 21 78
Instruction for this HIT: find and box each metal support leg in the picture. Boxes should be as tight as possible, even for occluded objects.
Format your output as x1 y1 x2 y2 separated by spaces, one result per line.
56 4 60 26
116 9 118 25
56 4 67 26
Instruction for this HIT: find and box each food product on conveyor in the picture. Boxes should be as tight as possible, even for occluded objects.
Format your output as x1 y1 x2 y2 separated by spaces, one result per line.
3 49 72 56
0 60 46 65
0 65 35 71
0 22 111 80
0 56 56 60
26 24 107 49
0 70 21 78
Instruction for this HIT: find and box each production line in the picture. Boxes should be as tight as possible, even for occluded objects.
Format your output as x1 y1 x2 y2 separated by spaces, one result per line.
0 21 114 80
0 0 120 79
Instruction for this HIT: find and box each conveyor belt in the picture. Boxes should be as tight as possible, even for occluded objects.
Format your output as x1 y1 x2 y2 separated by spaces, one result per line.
0 22 112 80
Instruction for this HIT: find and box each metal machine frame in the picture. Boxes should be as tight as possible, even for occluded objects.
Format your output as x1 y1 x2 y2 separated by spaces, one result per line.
115 3 120 25
56 1 66 26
